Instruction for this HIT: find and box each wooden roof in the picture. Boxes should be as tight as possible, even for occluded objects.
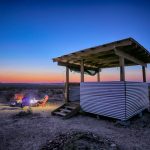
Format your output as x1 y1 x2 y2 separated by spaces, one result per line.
53 38 150 71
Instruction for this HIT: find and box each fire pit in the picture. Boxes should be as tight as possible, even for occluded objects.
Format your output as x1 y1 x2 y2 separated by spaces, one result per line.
10 92 49 108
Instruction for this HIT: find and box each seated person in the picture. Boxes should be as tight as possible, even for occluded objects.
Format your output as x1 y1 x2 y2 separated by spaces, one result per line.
15 94 24 106
10 93 24 107
21 94 32 113
22 95 30 107
36 95 49 107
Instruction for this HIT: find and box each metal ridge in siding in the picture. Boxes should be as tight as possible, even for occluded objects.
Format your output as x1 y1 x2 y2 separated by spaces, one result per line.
80 82 149 121
80 82 126 120
125 82 149 119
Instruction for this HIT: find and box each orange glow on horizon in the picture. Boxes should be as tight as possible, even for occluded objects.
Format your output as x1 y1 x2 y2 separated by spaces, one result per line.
0 69 150 83
0 72 119 83
0 72 64 83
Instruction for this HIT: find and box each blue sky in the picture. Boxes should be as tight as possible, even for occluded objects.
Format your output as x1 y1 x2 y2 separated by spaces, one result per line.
0 0 150 82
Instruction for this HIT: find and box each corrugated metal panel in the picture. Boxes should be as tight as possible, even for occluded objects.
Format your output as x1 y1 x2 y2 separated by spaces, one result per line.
126 82 149 119
80 82 149 121
80 82 126 120
69 85 80 101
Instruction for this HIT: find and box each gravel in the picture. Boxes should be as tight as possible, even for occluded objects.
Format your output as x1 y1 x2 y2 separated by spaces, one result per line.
41 131 118 150
0 102 150 150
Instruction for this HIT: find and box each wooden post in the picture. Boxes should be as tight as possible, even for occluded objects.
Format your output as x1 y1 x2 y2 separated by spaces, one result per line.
81 59 84 82
119 56 125 81
97 68 100 82
142 66 146 82
65 66 69 103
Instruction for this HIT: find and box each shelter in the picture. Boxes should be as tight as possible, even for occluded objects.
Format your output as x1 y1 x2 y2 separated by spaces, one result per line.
53 38 150 120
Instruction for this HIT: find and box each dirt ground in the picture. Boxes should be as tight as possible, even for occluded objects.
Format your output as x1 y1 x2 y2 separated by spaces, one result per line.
0 102 150 150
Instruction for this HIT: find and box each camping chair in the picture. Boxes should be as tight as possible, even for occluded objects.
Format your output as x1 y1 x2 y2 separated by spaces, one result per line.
15 94 24 104
10 93 24 107
37 95 49 107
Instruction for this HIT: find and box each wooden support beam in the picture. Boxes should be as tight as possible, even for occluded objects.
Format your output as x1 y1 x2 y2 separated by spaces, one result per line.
115 49 146 67
57 61 97 70
81 60 84 82
119 57 125 81
65 66 69 103
142 66 146 82
97 68 101 82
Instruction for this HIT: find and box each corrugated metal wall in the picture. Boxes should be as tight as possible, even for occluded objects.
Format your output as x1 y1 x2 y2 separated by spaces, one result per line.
69 84 80 102
80 82 149 121
126 82 149 119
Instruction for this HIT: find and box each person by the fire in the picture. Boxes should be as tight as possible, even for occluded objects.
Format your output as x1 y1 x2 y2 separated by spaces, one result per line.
21 94 32 113
35 95 49 107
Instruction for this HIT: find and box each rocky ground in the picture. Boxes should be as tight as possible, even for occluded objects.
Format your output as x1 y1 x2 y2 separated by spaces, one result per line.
0 102 150 150
42 131 118 150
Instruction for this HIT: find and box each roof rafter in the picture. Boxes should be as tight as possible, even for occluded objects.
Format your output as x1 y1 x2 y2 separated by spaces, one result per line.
52 38 150 70
53 40 132 62
57 62 98 70
114 48 147 67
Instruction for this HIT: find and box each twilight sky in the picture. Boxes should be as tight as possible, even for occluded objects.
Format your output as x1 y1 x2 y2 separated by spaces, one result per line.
0 0 150 83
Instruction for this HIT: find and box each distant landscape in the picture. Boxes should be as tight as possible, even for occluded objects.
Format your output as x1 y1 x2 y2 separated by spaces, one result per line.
0 83 65 89
0 83 65 103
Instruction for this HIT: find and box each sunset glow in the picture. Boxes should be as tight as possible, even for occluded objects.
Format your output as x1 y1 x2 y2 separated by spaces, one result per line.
0 0 150 83
1 68 150 83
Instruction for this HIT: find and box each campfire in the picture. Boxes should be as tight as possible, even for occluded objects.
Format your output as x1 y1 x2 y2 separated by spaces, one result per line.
30 98 39 105
10 93 49 107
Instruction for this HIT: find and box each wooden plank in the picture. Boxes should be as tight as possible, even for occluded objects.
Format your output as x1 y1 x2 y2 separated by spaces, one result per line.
115 49 146 67
97 68 100 82
53 38 150 70
142 66 146 82
65 105 77 109
51 103 66 115
54 50 115 62
65 66 69 103
54 112 66 116
64 105 80 119
60 109 71 113
52 102 80 119
119 57 125 81
57 62 98 70
58 59 144 69
80 59 84 82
